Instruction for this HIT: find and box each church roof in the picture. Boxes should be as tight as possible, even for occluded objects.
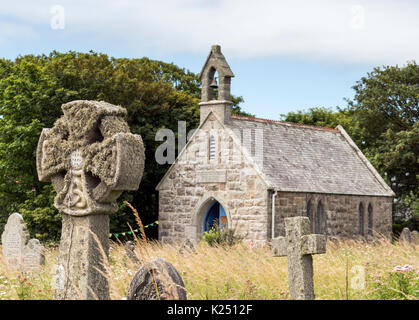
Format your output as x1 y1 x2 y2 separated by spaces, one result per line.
226 115 394 197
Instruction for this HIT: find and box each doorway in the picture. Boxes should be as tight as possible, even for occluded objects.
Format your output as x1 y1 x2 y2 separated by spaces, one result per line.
203 200 227 233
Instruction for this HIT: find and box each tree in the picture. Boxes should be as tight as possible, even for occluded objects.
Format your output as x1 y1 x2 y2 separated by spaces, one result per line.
281 62 419 221
348 62 418 219
0 51 248 241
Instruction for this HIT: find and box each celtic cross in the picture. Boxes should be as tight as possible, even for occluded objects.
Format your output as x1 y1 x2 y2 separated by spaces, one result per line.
36 100 145 300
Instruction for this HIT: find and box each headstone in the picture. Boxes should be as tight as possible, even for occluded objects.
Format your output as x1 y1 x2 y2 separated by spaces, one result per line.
124 241 140 264
399 227 411 243
22 239 45 273
1 213 45 273
36 100 145 300
127 258 187 300
272 216 326 300
178 238 196 255
411 231 419 245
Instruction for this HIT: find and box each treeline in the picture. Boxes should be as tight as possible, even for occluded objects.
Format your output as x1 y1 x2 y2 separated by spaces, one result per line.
0 52 417 241
281 62 418 228
0 51 248 241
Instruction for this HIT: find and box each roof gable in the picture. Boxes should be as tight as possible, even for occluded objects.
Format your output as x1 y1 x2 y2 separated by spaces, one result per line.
155 111 271 191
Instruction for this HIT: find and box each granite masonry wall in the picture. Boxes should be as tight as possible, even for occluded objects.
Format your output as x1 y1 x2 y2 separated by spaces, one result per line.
158 115 393 246
158 115 270 246
271 191 393 239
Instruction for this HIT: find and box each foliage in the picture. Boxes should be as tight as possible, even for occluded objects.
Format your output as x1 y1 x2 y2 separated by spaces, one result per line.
1 239 418 300
392 217 419 237
372 265 419 299
15 274 34 300
202 224 242 247
280 106 363 150
281 62 419 221
202 226 222 246
348 62 418 218
0 51 247 241
18 185 62 242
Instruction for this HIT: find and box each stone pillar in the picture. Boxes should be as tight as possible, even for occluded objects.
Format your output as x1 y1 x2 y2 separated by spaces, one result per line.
54 214 110 300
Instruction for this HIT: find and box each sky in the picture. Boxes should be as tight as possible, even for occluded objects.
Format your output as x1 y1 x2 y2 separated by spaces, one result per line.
1 0 418 119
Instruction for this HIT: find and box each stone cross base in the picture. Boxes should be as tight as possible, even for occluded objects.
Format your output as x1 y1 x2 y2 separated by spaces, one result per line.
54 214 110 300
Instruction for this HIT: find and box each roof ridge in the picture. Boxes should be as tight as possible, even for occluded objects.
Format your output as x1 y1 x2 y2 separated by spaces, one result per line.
230 115 339 132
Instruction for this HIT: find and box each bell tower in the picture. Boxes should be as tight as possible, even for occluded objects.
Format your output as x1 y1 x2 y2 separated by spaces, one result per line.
199 45 234 124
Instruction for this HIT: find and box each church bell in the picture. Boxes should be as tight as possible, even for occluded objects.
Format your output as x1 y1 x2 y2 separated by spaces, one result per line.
210 77 218 89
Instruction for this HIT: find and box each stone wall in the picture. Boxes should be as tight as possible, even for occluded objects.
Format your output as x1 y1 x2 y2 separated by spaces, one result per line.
158 114 270 246
272 191 393 239
157 113 393 245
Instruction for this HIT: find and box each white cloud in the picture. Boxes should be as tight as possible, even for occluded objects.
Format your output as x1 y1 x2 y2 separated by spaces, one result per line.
1 0 418 64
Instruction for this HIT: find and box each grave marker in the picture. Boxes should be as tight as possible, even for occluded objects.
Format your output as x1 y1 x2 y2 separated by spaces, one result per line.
127 257 187 300
124 241 140 264
272 216 326 300
399 227 411 243
411 231 419 245
1 213 45 273
36 100 145 299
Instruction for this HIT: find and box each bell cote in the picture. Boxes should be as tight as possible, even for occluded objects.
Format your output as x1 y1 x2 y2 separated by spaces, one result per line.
199 45 234 124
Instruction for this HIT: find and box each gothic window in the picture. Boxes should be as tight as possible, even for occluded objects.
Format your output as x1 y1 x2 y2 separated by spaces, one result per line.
306 199 314 233
228 136 233 162
209 135 216 160
316 200 324 234
367 204 373 236
359 203 364 236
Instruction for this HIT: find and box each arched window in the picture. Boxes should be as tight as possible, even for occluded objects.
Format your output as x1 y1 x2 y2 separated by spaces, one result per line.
358 203 364 235
209 135 216 160
367 204 373 236
306 199 314 233
316 200 324 234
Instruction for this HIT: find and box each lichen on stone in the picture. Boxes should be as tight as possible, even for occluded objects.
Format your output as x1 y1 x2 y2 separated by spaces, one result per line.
36 100 145 216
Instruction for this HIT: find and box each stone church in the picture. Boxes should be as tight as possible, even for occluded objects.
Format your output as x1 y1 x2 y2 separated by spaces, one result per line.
156 45 394 246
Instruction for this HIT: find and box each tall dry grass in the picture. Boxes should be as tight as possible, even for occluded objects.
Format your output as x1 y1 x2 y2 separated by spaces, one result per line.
0 237 418 300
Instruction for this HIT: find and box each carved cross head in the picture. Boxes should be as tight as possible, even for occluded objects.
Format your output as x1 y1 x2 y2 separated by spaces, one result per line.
36 100 145 216
272 216 326 257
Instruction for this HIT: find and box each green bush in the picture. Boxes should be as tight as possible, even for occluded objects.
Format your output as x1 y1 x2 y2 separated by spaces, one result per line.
202 226 222 247
202 224 242 247
372 265 419 300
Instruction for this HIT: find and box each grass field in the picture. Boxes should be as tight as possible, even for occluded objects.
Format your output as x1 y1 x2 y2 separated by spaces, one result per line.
0 236 418 300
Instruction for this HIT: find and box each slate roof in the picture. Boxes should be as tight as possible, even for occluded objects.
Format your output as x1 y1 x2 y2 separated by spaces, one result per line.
227 115 394 197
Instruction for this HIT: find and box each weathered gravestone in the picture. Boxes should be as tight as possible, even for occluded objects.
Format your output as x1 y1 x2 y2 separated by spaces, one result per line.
1 213 45 273
127 257 187 300
399 227 411 243
272 216 326 300
411 231 419 245
36 100 145 300
22 239 45 273
124 241 140 265
178 238 196 255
